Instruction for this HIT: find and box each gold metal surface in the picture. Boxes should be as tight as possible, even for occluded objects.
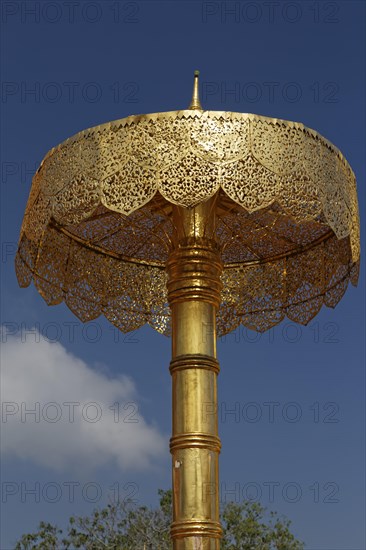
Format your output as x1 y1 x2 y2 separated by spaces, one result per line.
15 72 361 549
15 72 360 335
168 197 222 548
189 70 203 110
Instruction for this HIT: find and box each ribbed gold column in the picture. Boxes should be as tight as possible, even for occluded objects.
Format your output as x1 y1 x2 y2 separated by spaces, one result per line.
167 195 223 549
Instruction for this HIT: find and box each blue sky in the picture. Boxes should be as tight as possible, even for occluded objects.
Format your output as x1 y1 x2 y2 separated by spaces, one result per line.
1 1 365 548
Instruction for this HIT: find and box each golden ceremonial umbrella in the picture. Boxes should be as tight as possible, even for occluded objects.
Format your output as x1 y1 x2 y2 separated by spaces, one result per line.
16 71 360 549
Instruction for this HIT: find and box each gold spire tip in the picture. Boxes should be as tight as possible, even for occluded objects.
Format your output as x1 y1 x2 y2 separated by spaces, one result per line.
189 70 202 110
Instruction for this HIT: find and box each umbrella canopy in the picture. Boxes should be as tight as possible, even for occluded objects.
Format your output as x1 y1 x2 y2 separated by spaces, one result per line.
16 83 360 336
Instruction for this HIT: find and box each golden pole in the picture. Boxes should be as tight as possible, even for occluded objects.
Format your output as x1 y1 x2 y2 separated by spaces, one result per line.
167 195 223 549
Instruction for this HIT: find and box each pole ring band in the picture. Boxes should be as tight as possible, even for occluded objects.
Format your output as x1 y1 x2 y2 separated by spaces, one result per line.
170 433 221 452
170 354 220 375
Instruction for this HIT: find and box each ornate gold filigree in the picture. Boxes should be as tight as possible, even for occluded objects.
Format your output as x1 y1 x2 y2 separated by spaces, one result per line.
16 108 360 336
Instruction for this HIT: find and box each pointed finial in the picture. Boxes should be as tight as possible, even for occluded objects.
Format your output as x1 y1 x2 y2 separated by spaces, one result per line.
188 70 203 110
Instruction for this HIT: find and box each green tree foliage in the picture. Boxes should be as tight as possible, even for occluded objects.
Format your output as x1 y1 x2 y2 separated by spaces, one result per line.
15 490 304 549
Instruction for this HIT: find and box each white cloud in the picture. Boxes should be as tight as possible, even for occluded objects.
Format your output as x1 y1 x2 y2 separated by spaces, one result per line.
1 330 166 473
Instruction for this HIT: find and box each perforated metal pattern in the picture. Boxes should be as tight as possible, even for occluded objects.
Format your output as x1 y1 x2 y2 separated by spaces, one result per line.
16 110 360 335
